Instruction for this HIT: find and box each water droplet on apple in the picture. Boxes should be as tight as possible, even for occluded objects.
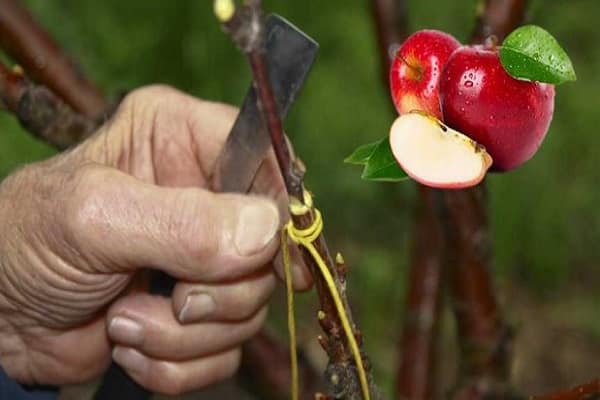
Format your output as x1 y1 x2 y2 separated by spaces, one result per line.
464 80 474 88
460 107 465 113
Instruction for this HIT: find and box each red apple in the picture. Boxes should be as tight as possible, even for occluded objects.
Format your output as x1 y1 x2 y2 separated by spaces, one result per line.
389 111 492 189
440 45 555 171
390 30 461 119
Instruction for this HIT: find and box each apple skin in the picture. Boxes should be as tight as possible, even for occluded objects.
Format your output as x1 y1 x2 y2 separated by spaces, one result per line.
390 30 461 119
440 45 555 171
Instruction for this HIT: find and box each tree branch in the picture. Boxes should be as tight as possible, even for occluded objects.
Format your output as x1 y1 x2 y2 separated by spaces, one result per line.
442 185 515 399
529 378 600 400
396 186 445 400
370 0 408 88
472 0 528 43
219 2 381 398
0 0 107 118
0 59 97 149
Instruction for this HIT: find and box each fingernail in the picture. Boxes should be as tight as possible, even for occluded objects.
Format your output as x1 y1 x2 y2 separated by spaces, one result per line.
108 317 144 347
234 201 279 256
113 347 147 374
178 291 216 323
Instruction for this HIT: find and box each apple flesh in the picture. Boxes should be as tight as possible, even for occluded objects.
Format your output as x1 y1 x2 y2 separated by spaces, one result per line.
390 30 461 119
389 112 492 189
440 45 555 171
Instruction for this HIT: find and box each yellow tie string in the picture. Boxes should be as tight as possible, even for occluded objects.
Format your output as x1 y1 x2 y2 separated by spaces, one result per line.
283 190 371 400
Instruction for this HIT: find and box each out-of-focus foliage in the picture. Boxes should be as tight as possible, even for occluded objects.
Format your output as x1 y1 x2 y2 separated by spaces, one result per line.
1 0 598 396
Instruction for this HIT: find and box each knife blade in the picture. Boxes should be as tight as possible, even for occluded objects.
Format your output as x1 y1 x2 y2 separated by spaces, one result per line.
212 14 318 193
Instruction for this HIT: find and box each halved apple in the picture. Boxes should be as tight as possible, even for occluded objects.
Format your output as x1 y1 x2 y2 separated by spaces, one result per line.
389 111 492 189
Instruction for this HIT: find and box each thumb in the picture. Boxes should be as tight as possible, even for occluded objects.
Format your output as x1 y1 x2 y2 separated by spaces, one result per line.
60 164 280 282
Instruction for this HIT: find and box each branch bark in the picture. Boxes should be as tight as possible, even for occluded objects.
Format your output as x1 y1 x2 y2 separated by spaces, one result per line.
396 186 445 400
472 0 528 43
220 2 380 398
0 0 107 118
529 378 600 400
370 0 408 87
0 60 97 149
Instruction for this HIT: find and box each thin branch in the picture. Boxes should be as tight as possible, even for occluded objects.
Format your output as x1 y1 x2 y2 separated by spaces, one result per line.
0 59 97 149
0 0 107 118
396 186 445 400
529 378 600 400
442 185 515 400
219 2 381 398
472 0 528 43
369 0 408 88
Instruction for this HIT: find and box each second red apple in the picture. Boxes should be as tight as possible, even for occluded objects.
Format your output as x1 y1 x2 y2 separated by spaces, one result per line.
440 45 555 171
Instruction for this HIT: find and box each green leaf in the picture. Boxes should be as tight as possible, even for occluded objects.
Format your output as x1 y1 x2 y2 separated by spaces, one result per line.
360 138 409 182
344 140 380 165
500 25 576 84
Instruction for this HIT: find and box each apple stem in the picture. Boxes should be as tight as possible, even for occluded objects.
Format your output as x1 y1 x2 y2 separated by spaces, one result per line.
484 34 499 49
398 53 424 80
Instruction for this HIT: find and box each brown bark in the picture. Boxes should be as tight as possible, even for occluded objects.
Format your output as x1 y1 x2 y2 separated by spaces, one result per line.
529 378 600 400
441 185 515 399
396 186 445 400
472 0 528 43
0 0 107 118
0 60 97 148
370 0 408 87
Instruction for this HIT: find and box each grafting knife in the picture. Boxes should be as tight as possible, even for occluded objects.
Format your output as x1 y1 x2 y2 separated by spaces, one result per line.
212 14 318 193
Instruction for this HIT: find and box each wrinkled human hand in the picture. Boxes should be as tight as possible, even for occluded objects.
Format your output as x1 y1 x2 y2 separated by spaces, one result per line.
0 85 311 394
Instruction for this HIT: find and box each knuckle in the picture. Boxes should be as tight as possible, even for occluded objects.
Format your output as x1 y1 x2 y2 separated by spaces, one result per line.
121 85 178 110
62 163 112 238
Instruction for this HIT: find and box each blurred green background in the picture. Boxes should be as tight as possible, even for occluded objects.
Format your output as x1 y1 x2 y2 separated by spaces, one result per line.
1 0 598 397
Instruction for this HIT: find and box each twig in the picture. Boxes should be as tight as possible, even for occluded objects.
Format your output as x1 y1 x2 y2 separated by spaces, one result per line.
0 0 107 118
529 378 600 400
369 0 408 88
396 186 445 400
442 185 515 400
472 0 528 43
218 1 380 398
0 59 97 149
